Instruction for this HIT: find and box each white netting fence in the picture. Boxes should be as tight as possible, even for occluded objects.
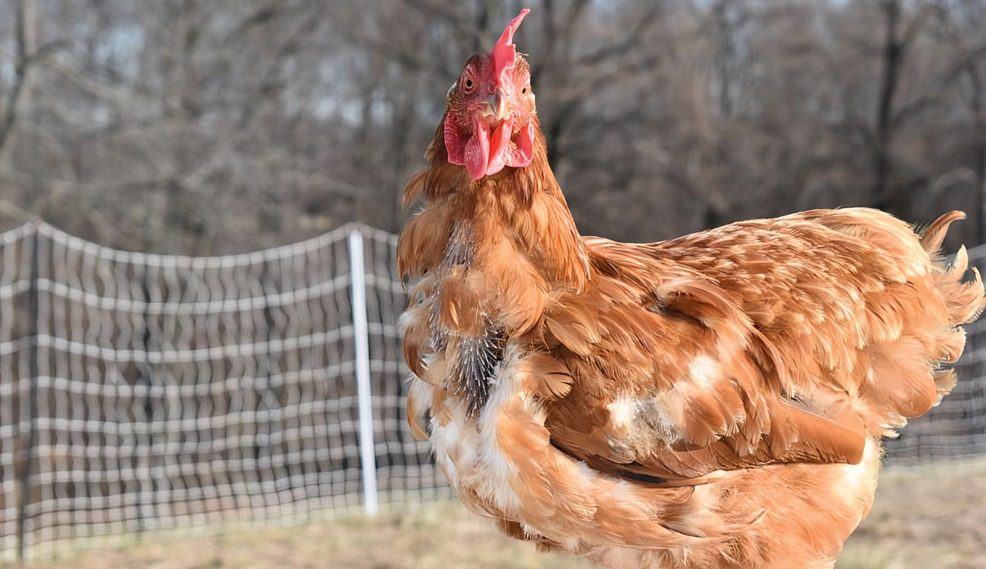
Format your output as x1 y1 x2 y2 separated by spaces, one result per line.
0 221 983 561
0 221 448 562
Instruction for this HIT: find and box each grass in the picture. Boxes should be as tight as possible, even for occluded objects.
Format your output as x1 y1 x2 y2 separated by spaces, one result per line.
837 460 986 569
19 460 986 569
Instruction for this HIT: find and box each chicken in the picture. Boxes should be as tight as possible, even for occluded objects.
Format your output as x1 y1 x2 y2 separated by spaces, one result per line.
397 9 986 569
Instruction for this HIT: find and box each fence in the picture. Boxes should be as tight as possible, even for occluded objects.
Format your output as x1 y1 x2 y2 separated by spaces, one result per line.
0 221 449 562
0 221 984 561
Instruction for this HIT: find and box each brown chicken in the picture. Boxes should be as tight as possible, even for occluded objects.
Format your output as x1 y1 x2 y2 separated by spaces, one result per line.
397 9 985 569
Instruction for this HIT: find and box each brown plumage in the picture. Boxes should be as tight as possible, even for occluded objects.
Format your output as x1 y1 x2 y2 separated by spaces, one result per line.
398 10 985 569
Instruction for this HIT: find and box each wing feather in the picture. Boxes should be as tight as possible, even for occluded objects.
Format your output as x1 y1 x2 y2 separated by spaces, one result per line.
540 208 981 480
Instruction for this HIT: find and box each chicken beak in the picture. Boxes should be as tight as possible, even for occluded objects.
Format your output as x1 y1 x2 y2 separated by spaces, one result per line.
486 89 511 122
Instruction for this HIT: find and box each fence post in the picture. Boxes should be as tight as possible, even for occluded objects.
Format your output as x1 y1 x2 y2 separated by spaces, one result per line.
348 226 379 515
16 221 41 562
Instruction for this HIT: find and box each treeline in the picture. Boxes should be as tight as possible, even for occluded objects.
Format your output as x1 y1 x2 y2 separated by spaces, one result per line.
0 0 983 253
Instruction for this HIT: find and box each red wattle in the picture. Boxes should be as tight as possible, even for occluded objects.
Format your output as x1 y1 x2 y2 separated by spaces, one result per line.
445 116 534 180
485 122 513 176
463 119 490 181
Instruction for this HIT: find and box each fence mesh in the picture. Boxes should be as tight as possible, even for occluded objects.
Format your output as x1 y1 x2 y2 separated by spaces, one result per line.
0 221 448 562
0 221 983 561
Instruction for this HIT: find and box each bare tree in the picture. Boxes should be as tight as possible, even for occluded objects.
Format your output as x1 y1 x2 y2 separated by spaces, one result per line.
0 0 37 161
0 0 983 252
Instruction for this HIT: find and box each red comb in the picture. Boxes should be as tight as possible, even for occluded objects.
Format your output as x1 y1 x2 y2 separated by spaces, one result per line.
492 9 530 87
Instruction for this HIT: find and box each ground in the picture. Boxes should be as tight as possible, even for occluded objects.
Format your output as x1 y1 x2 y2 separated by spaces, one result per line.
17 460 986 569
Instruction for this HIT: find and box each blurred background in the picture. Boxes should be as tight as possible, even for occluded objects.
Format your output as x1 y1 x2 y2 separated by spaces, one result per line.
2 0 985 250
0 1 985 568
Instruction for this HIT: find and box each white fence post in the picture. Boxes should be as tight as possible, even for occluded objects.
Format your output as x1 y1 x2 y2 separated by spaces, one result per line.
348 226 379 515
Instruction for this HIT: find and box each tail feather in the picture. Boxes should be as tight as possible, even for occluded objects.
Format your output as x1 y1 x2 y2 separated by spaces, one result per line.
860 211 985 436
926 215 984 365
920 210 966 254
932 368 958 402
938 246 985 327
923 214 985 405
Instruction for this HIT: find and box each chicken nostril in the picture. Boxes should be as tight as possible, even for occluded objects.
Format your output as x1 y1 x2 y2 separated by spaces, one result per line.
480 91 510 121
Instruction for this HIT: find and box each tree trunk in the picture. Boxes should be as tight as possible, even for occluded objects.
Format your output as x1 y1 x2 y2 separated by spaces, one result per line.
970 65 986 244
0 0 37 161
872 0 902 212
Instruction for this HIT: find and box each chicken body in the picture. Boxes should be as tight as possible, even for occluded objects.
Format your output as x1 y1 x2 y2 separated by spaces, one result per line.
399 150 983 568
398 11 985 569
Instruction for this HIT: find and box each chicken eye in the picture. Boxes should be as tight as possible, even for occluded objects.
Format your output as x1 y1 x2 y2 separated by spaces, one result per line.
521 86 529 95
463 77 475 93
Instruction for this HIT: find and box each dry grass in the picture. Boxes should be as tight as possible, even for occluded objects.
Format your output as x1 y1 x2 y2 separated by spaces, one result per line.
837 460 986 569
21 461 986 569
